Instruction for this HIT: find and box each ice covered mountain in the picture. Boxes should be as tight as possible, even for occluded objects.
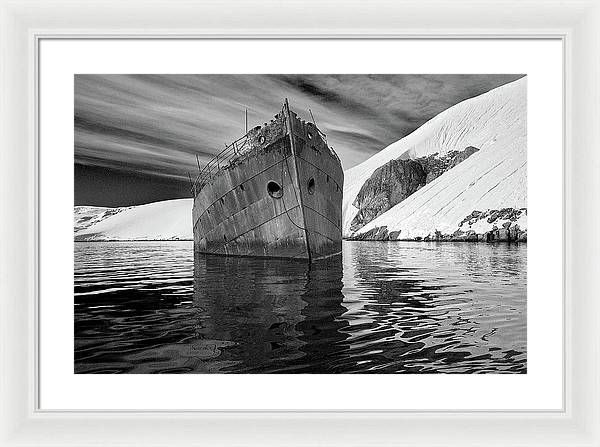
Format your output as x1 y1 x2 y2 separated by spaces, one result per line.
74 198 193 241
343 77 527 241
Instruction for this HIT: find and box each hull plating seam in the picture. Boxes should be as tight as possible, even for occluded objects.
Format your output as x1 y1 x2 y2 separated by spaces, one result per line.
303 203 342 231
283 104 311 261
305 228 340 243
201 204 301 253
296 154 343 191
193 155 293 228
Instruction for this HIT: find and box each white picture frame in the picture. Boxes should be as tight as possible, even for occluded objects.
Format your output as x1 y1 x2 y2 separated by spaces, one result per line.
1 0 598 445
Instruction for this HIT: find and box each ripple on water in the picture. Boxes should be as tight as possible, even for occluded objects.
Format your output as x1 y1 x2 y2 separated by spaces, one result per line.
74 240 526 374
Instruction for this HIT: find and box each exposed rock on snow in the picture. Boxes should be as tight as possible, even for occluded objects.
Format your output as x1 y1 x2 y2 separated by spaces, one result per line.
73 206 127 234
349 208 527 242
74 198 193 241
343 77 527 241
420 146 480 184
350 146 480 232
350 159 426 232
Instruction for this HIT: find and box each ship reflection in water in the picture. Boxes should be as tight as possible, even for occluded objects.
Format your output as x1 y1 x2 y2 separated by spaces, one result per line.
74 241 526 373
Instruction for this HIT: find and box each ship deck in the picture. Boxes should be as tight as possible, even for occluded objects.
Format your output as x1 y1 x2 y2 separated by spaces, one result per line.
191 108 338 197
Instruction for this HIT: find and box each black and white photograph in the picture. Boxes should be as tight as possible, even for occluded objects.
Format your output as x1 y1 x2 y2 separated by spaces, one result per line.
74 74 527 374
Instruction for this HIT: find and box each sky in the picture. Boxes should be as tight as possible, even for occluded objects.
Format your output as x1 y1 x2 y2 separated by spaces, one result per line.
75 74 524 207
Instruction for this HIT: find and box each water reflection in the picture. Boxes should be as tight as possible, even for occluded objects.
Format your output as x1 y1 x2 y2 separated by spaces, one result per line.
192 254 349 373
74 241 526 374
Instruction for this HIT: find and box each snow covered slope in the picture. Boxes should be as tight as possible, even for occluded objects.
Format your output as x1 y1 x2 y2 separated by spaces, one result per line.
74 206 115 233
343 77 527 240
74 198 193 241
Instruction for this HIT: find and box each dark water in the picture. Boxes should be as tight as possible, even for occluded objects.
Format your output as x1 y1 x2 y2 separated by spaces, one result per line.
74 241 526 374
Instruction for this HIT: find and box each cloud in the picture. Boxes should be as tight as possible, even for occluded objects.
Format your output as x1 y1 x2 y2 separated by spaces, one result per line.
75 74 524 205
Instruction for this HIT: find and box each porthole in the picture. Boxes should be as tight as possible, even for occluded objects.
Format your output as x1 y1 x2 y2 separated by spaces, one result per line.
307 178 315 195
267 181 283 199
258 135 266 145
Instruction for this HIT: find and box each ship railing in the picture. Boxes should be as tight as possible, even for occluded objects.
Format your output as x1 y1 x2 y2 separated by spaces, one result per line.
191 108 340 197
191 132 254 196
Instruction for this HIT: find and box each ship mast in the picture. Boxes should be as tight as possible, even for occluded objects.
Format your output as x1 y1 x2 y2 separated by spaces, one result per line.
283 98 311 262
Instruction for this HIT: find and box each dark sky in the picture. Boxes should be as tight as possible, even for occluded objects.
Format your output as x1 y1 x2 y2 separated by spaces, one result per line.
75 74 524 207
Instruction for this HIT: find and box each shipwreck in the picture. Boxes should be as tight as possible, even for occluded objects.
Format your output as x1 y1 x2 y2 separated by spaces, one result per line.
191 100 343 262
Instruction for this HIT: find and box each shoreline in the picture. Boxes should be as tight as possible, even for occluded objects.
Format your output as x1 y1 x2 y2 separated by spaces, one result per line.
343 238 526 244
74 239 193 243
73 238 525 244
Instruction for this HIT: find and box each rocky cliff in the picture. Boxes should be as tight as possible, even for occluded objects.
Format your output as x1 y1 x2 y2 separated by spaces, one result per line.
350 146 479 232
350 159 426 232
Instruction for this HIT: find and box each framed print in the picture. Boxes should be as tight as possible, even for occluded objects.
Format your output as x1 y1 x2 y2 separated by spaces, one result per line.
1 0 599 446
44 39 559 412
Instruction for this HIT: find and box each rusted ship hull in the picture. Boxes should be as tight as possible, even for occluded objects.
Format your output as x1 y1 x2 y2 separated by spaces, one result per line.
192 102 343 262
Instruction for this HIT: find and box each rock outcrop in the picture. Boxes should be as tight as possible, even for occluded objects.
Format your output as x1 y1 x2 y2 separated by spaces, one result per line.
350 159 426 232
348 207 527 242
419 146 480 183
350 146 479 232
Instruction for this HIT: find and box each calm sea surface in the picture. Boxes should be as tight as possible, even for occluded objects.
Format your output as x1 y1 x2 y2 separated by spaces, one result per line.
74 241 526 374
